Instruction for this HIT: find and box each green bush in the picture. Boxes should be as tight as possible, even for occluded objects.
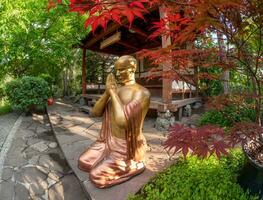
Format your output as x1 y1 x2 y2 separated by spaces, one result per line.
129 149 258 200
0 85 5 101
0 100 12 115
38 73 55 96
198 106 257 129
5 76 49 112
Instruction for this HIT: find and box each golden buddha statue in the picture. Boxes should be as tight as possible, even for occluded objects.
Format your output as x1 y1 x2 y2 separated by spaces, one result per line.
78 55 150 188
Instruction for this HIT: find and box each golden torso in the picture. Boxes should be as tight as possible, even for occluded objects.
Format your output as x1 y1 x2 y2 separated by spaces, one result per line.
110 83 150 139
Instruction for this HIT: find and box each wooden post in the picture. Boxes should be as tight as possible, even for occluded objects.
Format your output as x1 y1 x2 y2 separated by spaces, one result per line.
160 6 172 104
194 67 199 97
82 48 87 95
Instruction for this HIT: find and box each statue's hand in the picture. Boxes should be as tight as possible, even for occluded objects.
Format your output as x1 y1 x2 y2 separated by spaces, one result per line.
106 73 117 94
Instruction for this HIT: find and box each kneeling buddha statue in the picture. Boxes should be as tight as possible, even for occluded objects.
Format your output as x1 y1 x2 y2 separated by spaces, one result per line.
78 55 150 188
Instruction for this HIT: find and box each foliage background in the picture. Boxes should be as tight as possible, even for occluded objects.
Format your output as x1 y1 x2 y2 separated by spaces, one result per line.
0 0 89 96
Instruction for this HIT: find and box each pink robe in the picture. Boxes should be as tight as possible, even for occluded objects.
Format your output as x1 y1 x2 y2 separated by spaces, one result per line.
78 100 146 188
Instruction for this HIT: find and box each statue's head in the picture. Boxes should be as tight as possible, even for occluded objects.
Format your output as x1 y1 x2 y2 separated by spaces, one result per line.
114 55 137 84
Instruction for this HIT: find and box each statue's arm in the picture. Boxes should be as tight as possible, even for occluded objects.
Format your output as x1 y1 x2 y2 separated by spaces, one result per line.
91 92 110 117
109 89 127 128
109 89 150 129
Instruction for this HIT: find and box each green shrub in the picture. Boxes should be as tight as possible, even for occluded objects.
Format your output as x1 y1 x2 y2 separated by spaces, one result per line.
38 73 55 96
129 149 258 200
0 85 5 101
0 100 12 115
5 76 49 112
198 106 257 129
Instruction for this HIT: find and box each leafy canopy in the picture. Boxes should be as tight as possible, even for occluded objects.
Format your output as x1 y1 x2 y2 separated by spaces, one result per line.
0 0 89 82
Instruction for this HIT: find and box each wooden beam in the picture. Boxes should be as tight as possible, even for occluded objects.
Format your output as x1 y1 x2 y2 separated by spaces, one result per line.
117 41 139 51
82 7 159 49
100 31 121 49
82 48 87 95
84 23 121 48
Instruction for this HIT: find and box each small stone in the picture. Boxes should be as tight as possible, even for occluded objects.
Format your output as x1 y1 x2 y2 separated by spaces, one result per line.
15 167 47 185
30 141 48 152
14 167 19 171
27 138 41 146
39 155 70 174
22 130 35 140
14 183 29 200
22 152 27 159
48 142 58 149
48 182 63 200
28 155 40 165
1 167 13 181
37 126 47 134
183 105 192 117
48 175 86 200
47 177 57 188
192 102 202 109
155 118 170 131
4 151 28 168
0 180 14 199
36 166 50 174
48 172 61 182
41 191 49 200
29 180 48 196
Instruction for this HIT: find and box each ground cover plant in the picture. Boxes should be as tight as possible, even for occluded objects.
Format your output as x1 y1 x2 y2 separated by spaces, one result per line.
198 106 257 129
128 149 258 200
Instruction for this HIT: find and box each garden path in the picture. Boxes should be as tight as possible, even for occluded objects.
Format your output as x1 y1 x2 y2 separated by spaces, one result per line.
0 112 87 200
0 113 20 151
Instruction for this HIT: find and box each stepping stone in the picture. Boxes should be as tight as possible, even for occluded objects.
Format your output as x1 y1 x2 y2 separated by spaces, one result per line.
48 142 58 149
30 141 48 152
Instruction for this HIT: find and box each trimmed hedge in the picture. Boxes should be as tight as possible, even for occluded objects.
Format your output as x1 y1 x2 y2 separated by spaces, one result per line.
5 76 49 113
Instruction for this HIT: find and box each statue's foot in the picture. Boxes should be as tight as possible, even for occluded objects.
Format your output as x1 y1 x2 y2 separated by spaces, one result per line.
89 159 146 188
78 141 106 172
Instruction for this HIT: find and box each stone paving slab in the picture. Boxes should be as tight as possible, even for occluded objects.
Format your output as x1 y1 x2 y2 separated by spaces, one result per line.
0 113 20 150
48 101 174 200
0 112 87 200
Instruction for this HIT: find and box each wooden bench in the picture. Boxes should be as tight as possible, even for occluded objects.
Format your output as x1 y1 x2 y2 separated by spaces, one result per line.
81 94 201 114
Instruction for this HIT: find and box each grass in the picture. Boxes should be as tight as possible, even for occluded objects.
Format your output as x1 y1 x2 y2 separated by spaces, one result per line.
0 100 12 115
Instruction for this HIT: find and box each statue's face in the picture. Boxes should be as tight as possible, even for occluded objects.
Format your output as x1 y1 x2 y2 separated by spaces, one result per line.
115 67 135 84
114 56 137 84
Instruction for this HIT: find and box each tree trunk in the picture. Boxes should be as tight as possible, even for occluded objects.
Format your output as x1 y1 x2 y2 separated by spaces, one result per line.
217 32 229 94
252 77 262 126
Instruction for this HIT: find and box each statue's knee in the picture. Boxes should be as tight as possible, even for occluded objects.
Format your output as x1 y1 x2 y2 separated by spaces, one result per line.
78 153 93 172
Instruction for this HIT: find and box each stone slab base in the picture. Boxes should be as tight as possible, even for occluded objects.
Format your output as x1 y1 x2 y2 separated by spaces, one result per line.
47 101 173 200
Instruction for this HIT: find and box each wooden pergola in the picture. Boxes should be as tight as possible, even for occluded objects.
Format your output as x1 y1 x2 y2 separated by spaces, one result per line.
79 7 200 115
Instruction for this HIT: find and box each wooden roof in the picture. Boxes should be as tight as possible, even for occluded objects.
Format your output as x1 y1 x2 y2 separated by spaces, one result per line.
81 8 162 56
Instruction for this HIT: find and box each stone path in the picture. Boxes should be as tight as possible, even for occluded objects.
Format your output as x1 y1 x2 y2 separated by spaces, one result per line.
48 101 174 200
0 113 20 151
0 113 87 200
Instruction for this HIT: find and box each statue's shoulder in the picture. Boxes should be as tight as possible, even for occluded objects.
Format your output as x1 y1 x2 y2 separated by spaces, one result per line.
136 84 150 99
